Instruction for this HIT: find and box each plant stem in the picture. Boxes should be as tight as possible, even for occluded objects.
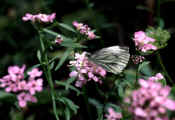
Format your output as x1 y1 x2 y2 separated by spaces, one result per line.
136 64 139 83
39 31 59 120
82 86 93 120
156 52 173 84
157 0 160 20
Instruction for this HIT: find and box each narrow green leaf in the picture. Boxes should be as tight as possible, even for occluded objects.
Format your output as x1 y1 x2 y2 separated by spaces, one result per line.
55 81 81 96
105 103 121 112
58 23 76 33
49 61 55 70
37 50 42 62
61 42 87 48
43 28 58 36
57 96 79 114
118 85 124 97
55 49 72 71
65 107 71 120
88 98 103 120
88 98 103 109
66 77 76 90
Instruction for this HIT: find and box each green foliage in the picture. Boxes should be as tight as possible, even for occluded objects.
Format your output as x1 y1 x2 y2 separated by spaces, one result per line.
56 96 79 120
146 27 171 50
88 98 104 120
0 91 16 102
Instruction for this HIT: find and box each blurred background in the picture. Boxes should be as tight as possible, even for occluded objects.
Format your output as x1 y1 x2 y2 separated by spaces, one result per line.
1 0 175 119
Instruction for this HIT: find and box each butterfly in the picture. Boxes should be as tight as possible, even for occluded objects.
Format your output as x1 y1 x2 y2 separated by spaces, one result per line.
88 46 130 75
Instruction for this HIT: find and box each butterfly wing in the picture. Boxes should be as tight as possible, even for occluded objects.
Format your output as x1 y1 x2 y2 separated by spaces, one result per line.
89 46 130 74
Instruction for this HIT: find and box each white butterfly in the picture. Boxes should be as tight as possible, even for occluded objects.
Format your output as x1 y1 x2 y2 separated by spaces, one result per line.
88 46 130 74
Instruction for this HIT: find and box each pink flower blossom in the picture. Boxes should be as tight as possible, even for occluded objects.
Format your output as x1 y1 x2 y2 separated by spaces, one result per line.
126 73 175 120
105 108 122 120
22 13 35 22
17 92 37 108
28 79 43 95
22 13 56 23
0 65 43 108
27 68 42 79
69 52 106 87
72 21 96 40
133 31 157 52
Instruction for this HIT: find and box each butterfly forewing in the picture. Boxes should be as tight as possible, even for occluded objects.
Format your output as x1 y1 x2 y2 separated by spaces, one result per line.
89 46 130 74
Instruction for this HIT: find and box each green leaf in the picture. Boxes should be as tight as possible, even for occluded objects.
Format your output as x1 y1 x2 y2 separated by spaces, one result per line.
58 23 76 33
61 42 87 48
26 64 41 72
49 61 55 70
65 107 71 120
10 110 24 120
55 81 81 96
0 91 16 101
65 77 76 90
88 98 103 120
57 97 79 114
42 28 58 37
118 85 124 98
138 61 153 76
55 48 72 71
37 50 42 62
105 103 121 112
138 61 150 72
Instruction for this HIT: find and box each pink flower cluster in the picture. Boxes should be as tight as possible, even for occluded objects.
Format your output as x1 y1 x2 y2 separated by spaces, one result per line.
131 55 145 64
22 13 56 23
72 21 96 40
133 31 157 52
0 65 43 108
105 108 122 120
69 52 106 87
125 73 175 120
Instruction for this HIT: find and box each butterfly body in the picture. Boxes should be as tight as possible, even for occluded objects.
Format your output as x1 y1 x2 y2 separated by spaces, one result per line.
89 46 130 74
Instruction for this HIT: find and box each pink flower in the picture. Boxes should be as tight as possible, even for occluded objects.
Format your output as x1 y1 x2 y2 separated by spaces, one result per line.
133 31 157 52
134 107 147 117
0 65 43 108
28 79 43 95
18 81 28 90
163 99 175 110
48 13 56 22
69 52 106 87
126 73 175 120
69 71 78 77
22 13 35 22
22 13 56 23
87 31 96 39
105 108 122 120
156 73 164 80
72 21 96 40
17 92 37 108
27 68 42 79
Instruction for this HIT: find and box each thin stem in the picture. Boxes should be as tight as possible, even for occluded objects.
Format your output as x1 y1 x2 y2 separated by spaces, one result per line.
157 0 162 27
156 52 173 84
157 0 161 20
39 31 59 120
82 86 93 120
136 64 139 83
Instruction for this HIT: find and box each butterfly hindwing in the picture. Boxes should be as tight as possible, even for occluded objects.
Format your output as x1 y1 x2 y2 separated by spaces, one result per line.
89 46 130 74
